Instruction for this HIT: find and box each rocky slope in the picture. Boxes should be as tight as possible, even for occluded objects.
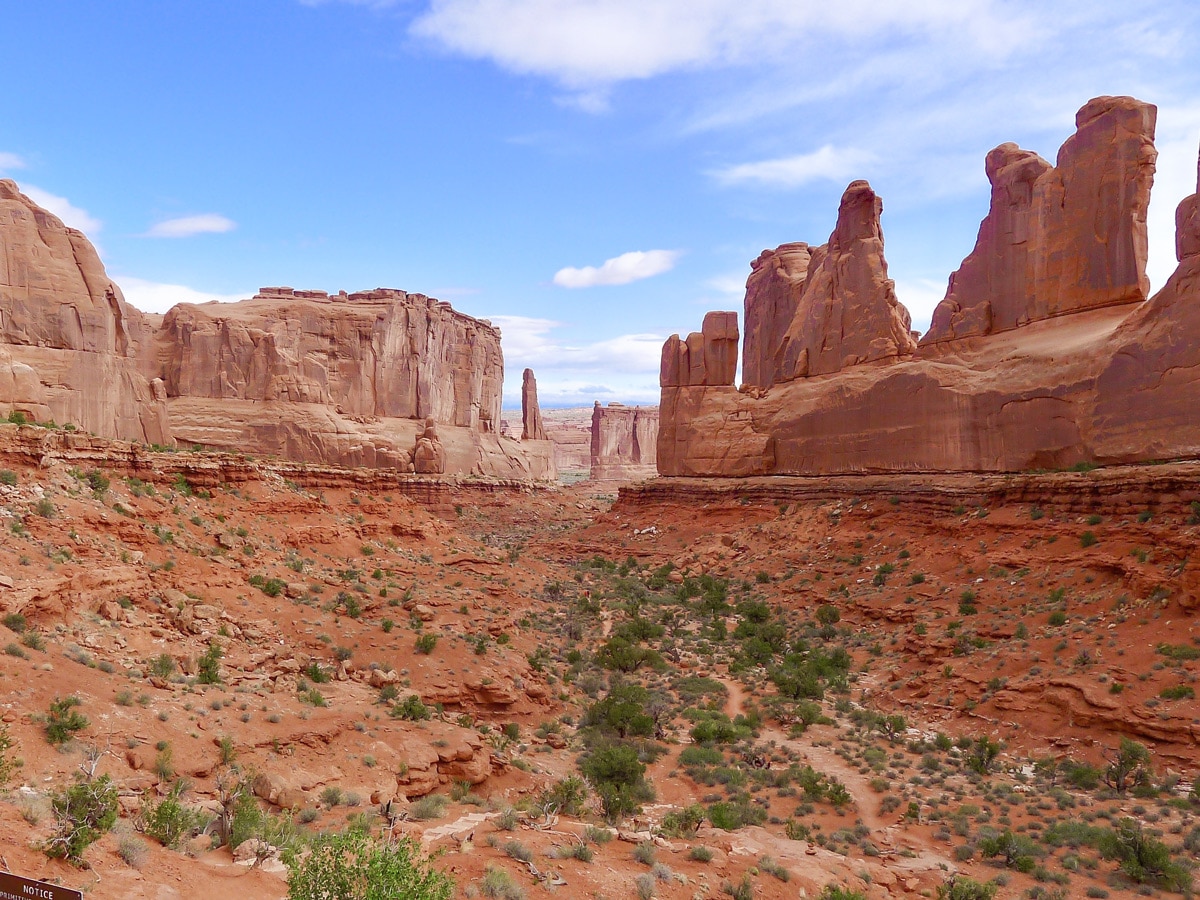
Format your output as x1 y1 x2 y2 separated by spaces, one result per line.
659 97 1200 477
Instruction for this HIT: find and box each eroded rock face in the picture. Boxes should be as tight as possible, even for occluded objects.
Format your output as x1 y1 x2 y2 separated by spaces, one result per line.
0 180 170 442
774 181 916 379
742 243 811 389
658 98 1200 478
0 183 554 478
521 368 547 441
924 96 1157 343
157 287 502 430
590 402 658 481
661 311 739 388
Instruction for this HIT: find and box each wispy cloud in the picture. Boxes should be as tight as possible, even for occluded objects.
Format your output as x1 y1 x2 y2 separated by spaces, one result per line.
711 145 876 189
490 314 664 406
553 249 680 288
116 277 250 314
20 185 102 234
0 152 27 172
144 214 237 239
408 0 1032 108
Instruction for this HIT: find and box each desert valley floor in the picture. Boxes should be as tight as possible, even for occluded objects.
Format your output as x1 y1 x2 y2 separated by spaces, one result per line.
0 426 1197 899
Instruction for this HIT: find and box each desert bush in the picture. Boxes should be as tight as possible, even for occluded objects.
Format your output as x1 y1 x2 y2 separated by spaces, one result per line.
137 781 207 848
44 775 118 865
45 696 88 745
283 829 452 900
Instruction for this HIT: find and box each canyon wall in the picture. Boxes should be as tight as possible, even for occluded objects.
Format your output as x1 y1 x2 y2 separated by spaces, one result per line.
659 96 1200 477
0 180 170 443
0 181 553 479
591 402 659 481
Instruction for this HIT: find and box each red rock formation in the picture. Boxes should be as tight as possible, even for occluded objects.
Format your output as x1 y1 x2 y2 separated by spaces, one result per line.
924 96 1157 343
661 311 739 388
521 368 547 441
658 99 1200 478
742 243 811 388
773 181 916 378
590 402 658 481
156 287 502 430
0 184 554 479
0 180 170 442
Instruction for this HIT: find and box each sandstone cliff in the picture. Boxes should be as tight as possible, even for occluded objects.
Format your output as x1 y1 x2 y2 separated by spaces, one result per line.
153 289 554 480
0 180 170 443
659 98 1200 478
590 402 658 481
0 184 554 480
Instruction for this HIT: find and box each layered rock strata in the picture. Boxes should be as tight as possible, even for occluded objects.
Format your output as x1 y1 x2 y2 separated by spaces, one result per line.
659 98 1200 477
0 180 170 442
0 183 554 479
590 402 659 481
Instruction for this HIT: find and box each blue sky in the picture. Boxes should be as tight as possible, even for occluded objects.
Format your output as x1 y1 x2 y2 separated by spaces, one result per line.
2 2 1198 408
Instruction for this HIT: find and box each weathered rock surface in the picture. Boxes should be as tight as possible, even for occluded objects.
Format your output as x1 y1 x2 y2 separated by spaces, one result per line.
924 96 1157 343
590 402 658 481
772 181 916 378
660 311 739 388
0 179 170 442
658 98 1200 478
0 185 554 479
742 242 811 388
520 368 547 441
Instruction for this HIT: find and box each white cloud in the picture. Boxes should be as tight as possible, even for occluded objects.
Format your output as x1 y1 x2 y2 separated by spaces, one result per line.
409 0 1030 97
19 185 102 235
711 145 877 189
553 249 680 288
144 214 237 239
116 277 250 314
0 152 27 172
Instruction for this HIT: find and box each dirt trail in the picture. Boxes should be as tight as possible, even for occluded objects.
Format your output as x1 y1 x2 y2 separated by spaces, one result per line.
716 670 956 868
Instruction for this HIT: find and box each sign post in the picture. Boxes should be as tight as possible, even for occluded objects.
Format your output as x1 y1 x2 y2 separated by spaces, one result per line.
0 871 83 900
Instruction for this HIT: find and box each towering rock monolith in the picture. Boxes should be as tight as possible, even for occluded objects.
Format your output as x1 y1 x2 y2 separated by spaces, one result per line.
772 180 916 379
521 368 547 441
742 243 812 389
657 98 1200 477
0 180 170 442
923 96 1157 343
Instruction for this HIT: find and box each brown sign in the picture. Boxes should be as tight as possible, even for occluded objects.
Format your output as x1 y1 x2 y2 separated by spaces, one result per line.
0 871 82 900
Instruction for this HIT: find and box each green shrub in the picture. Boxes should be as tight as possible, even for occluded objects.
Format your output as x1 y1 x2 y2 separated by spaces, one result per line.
197 641 223 684
45 696 88 745
408 795 447 821
1160 684 1195 700
580 743 654 822
137 781 207 848
391 695 430 721
44 775 118 865
0 469 16 486
283 829 452 900
415 633 438 654
937 878 998 900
